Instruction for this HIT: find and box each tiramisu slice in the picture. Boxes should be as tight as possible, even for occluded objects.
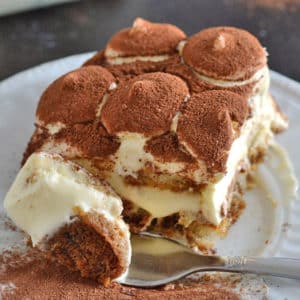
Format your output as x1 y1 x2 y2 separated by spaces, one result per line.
4 152 131 284
13 19 287 254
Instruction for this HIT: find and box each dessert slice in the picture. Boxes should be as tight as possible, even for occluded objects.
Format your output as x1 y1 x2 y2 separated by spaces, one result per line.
4 152 131 284
20 19 287 252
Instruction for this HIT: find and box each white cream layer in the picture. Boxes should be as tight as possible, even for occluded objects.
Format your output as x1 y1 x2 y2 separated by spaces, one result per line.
4 152 128 246
194 67 267 87
105 47 169 65
106 54 169 65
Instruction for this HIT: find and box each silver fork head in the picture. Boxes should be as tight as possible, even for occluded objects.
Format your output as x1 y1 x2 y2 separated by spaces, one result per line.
117 232 224 287
117 233 300 287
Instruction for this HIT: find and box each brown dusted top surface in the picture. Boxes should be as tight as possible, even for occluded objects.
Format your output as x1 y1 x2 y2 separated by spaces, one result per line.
36 66 115 126
105 18 186 57
177 90 249 172
82 49 106 67
105 55 181 80
182 26 266 81
31 20 274 177
145 132 196 163
101 72 189 136
54 123 120 158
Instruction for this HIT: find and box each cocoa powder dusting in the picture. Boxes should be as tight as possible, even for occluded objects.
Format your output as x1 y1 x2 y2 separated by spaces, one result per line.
177 90 248 172
145 132 196 163
54 122 120 158
0 253 240 300
36 66 115 126
182 27 266 81
106 18 186 57
101 72 189 136
83 49 106 67
105 55 181 80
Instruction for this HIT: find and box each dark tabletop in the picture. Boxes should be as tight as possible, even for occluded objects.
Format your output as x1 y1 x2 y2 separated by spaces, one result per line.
1 0 300 82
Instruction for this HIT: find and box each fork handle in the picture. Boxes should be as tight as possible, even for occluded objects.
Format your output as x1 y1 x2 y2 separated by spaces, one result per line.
221 257 300 280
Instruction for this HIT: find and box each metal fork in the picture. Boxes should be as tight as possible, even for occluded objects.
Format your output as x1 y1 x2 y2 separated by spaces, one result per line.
118 233 300 287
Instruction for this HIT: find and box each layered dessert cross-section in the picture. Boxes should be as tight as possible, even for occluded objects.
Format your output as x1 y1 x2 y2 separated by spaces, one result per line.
8 18 288 258
4 152 131 284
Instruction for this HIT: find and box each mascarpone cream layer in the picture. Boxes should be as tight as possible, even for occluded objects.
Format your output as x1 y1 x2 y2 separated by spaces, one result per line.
105 51 170 65
4 152 129 247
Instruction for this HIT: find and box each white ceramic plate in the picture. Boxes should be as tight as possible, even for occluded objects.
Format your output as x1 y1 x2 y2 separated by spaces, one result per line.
0 53 299 299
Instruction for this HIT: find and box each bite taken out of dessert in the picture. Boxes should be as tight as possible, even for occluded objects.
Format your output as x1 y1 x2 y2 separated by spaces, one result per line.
4 18 287 284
